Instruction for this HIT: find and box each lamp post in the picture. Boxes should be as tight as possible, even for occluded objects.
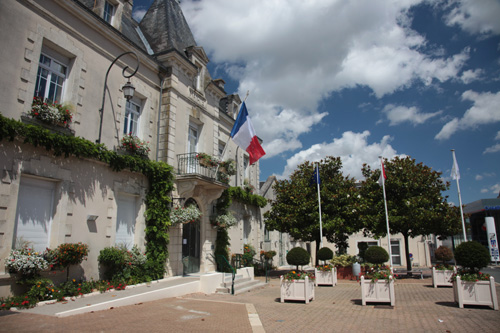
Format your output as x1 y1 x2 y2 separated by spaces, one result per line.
97 51 140 144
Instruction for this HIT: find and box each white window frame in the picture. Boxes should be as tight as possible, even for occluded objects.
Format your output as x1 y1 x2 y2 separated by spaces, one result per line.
103 1 116 24
34 52 67 103
218 142 225 159
391 239 402 266
123 98 141 136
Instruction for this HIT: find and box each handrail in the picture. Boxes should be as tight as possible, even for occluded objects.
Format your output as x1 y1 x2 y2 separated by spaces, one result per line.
216 255 235 295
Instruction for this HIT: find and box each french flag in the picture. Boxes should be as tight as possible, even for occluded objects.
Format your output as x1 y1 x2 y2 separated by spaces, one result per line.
230 102 266 165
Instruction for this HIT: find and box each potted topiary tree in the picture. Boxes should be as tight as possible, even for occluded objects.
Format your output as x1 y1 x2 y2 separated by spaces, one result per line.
280 247 315 303
360 246 395 306
314 247 337 287
453 241 498 310
432 245 455 288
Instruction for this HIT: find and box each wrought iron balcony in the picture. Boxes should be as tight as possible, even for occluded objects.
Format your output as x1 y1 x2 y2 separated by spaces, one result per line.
177 152 229 184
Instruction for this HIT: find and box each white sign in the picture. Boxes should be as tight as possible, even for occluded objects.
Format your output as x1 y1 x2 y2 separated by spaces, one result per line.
486 217 499 261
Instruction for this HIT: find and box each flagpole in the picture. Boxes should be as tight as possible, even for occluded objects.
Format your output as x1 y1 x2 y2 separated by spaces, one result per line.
216 91 250 175
379 156 393 269
315 163 323 249
451 149 467 241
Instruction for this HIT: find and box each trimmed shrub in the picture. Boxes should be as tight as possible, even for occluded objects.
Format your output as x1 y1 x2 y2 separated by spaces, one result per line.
286 247 310 270
317 247 334 262
434 246 453 264
454 241 490 273
364 246 389 265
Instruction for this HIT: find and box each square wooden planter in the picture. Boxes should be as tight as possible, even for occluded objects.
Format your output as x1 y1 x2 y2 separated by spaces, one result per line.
314 267 337 287
432 267 455 288
453 276 498 310
360 276 395 306
280 276 315 304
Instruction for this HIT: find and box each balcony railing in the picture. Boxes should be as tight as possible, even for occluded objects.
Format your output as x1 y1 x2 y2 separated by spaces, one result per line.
177 152 233 185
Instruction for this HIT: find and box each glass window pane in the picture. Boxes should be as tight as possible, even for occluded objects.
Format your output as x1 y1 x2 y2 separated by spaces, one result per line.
34 67 48 98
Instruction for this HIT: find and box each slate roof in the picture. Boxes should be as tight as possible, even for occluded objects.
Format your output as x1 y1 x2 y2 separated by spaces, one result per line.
138 0 197 55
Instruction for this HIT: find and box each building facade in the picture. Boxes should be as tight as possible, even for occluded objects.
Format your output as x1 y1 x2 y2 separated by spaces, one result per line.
0 0 267 297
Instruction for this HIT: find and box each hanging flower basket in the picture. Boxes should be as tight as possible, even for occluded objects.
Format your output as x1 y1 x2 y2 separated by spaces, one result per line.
170 205 202 224
210 212 237 229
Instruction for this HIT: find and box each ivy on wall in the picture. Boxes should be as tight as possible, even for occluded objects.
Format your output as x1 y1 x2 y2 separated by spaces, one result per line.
0 115 173 279
213 186 267 271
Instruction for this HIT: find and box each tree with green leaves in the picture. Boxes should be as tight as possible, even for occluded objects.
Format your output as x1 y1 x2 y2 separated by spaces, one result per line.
360 156 462 272
264 156 365 263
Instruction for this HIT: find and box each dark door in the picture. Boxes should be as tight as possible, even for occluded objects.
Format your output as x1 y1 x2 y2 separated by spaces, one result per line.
182 199 200 274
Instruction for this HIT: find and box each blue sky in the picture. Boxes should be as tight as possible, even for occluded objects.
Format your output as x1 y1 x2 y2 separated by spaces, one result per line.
133 0 500 205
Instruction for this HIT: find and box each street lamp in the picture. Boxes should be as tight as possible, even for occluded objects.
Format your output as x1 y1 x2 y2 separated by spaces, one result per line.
97 51 140 144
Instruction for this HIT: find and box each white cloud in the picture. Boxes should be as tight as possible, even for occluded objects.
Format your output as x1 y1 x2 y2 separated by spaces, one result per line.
181 0 469 156
443 0 500 36
484 143 500 154
382 104 442 126
476 172 496 180
481 183 500 195
276 130 400 180
435 90 500 140
495 131 500 140
460 68 483 84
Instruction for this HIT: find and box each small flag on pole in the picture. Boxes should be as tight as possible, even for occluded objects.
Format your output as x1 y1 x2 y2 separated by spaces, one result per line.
378 160 387 186
230 102 266 165
451 151 460 180
311 164 321 186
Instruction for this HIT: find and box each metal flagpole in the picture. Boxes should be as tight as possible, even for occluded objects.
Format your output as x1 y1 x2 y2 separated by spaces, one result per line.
316 163 323 249
379 156 393 268
451 149 467 241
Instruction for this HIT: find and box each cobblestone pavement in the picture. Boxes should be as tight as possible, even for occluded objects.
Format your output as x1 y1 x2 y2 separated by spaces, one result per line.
1 277 499 332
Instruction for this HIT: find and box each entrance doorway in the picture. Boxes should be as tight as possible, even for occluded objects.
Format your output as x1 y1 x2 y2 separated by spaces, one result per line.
182 198 200 275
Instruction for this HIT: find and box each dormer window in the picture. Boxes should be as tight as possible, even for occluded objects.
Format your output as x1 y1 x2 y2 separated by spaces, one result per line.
103 1 115 24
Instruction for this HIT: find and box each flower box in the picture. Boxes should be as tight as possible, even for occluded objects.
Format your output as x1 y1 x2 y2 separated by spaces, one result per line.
360 276 395 306
21 115 75 136
453 276 498 310
432 267 455 288
280 276 315 304
314 267 337 286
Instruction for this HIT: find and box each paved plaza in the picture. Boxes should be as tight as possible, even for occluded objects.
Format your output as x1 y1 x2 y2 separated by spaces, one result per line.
1 276 499 332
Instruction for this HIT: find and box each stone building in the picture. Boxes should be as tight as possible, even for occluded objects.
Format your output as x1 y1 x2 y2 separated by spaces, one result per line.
0 0 269 297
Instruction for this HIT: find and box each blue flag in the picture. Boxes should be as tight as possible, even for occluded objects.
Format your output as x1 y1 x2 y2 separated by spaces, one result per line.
311 164 320 186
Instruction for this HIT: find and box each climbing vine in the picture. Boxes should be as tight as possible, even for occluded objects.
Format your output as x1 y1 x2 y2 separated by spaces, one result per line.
0 115 173 279
213 187 267 271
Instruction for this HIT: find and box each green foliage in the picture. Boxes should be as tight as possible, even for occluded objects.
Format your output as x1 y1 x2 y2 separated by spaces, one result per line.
242 244 256 267
286 247 310 269
226 186 267 207
214 228 231 272
364 246 389 265
357 242 369 262
317 247 334 261
98 246 150 283
55 243 89 268
363 265 393 282
265 157 364 255
330 254 357 267
0 114 174 280
26 278 64 302
282 270 315 281
360 156 461 271
454 241 490 273
434 245 453 264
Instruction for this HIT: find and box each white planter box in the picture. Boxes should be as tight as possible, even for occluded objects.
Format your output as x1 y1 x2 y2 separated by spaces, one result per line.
432 267 455 288
280 276 315 304
360 276 395 306
453 276 498 310
314 267 337 287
